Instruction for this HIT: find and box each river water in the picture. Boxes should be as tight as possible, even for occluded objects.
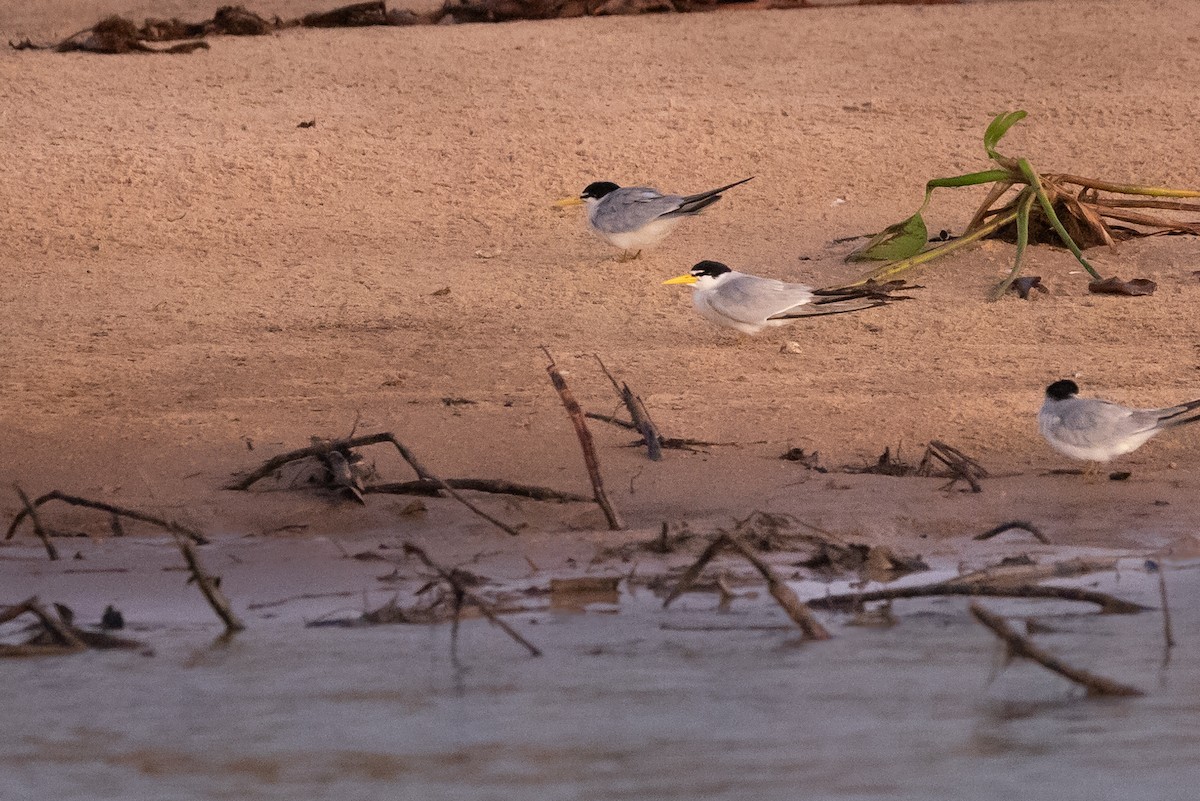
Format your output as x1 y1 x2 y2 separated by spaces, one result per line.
2 542 1198 801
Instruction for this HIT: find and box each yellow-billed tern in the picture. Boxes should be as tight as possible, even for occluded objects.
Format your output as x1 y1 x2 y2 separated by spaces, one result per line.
557 177 753 260
662 260 911 335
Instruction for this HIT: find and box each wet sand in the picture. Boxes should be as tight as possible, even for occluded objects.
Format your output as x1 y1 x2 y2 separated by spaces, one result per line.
4 0 1200 573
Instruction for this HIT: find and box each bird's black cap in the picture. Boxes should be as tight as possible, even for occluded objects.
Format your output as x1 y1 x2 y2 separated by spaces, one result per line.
1046 379 1079 401
581 181 620 200
690 260 732 278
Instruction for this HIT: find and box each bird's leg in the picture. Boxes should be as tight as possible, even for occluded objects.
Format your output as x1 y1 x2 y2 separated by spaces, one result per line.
1083 461 1102 483
617 249 642 262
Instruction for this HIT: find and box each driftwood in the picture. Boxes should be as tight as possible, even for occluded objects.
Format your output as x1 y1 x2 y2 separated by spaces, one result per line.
807 580 1145 615
594 356 662 461
844 441 986 490
584 413 730 452
13 486 58 560
6 490 208 545
951 557 1117 587
301 1 389 26
171 534 244 633
0 597 143 658
227 432 523 536
365 478 589 502
970 603 1143 697
916 440 988 492
403 543 541 656
974 520 1051 544
542 349 624 530
9 0 980 54
663 532 831 640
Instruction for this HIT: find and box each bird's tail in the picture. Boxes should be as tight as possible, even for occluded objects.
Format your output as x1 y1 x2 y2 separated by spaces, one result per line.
770 280 920 320
1159 398 1200 428
673 176 755 216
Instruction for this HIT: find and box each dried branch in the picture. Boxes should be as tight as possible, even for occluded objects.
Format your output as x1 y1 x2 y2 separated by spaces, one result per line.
807 580 1144 614
402 543 541 656
13 486 58 560
364 479 590 502
594 355 662 461
970 603 1143 697
663 532 830 640
541 349 624 530
170 533 244 633
227 432 523 536
661 534 734 607
974 520 1050 544
952 557 1117 587
6 490 208 544
722 535 831 640
916 440 988 492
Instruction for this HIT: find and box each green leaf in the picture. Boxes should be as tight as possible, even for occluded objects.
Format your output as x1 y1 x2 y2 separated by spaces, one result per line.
984 111 1027 159
846 212 928 263
926 169 1013 191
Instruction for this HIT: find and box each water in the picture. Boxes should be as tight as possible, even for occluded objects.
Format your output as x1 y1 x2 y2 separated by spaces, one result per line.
3 543 1199 801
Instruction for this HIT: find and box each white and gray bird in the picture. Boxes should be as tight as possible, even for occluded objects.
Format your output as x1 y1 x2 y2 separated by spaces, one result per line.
1038 379 1200 464
662 260 909 335
557 177 753 260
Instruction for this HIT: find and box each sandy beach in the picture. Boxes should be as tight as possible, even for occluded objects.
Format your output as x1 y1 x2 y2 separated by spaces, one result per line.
4 0 1200 559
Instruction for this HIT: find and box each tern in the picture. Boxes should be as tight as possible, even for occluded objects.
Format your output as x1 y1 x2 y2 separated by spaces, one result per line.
1038 379 1200 469
557 177 753 260
662 260 911 335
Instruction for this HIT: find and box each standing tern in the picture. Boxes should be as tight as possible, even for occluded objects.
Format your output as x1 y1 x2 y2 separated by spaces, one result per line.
556 177 753 260
662 260 912 335
1038 379 1200 468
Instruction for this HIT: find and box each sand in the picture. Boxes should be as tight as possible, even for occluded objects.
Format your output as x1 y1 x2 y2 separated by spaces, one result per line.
3 0 1200 565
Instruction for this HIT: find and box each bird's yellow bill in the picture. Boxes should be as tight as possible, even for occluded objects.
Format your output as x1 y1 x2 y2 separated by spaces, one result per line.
554 196 584 208
663 274 698 285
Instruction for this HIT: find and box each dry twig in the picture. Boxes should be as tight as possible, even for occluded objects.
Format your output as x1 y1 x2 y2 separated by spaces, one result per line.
974 520 1051 544
916 440 988 492
6 490 208 544
542 349 624 530
13 486 58 560
808 580 1144 614
970 602 1143 697
364 478 589 502
663 532 831 640
403 543 541 656
594 355 662 461
227 432 523 536
170 534 244 633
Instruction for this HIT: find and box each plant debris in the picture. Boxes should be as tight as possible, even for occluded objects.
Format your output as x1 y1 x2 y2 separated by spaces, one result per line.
662 531 831 640
780 448 826 471
1087 276 1157 296
842 111 1200 299
970 602 1143 697
1 597 146 658
1009 275 1048 299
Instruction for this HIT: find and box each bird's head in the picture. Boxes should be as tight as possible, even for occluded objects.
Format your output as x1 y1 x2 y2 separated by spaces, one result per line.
554 181 620 209
662 260 732 288
1046 379 1080 401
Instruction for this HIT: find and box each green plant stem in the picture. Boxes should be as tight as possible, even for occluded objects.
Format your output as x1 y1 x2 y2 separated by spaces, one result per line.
1053 174 1200 198
1018 159 1103 280
990 190 1037 301
842 208 1020 287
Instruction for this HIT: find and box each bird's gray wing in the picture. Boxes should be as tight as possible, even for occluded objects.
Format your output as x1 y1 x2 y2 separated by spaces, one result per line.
591 187 685 233
707 275 815 325
1052 400 1155 447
